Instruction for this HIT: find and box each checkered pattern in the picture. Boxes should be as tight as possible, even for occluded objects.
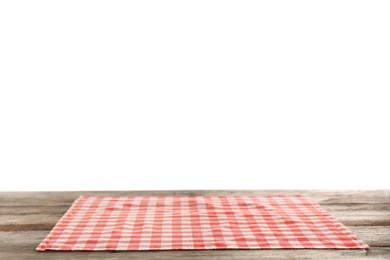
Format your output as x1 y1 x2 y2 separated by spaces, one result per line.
36 195 369 251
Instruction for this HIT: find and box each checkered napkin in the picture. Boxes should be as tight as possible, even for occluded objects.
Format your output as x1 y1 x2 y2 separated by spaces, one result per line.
36 195 369 251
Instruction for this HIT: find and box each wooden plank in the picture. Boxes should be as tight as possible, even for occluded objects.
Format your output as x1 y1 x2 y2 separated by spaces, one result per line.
348 226 390 247
0 205 70 215
331 211 390 226
321 203 390 211
1 190 389 206
0 214 63 227
1 210 389 231
2 202 389 216
2 249 389 260
1 227 388 250
0 231 388 260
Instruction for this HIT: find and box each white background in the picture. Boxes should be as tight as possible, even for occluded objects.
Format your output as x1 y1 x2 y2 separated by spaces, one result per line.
1 1 389 191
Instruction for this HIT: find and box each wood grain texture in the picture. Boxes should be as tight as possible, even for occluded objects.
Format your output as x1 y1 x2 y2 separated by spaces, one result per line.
0 190 389 259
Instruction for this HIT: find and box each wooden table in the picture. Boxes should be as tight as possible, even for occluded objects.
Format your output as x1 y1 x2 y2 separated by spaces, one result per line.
1 190 389 259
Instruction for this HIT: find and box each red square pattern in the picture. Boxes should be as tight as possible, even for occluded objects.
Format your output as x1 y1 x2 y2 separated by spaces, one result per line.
37 195 369 251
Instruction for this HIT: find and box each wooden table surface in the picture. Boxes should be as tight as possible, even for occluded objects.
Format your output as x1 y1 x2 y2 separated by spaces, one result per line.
1 190 389 259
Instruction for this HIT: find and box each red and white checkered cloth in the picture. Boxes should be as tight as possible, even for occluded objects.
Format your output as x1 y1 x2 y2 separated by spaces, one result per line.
37 195 369 251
